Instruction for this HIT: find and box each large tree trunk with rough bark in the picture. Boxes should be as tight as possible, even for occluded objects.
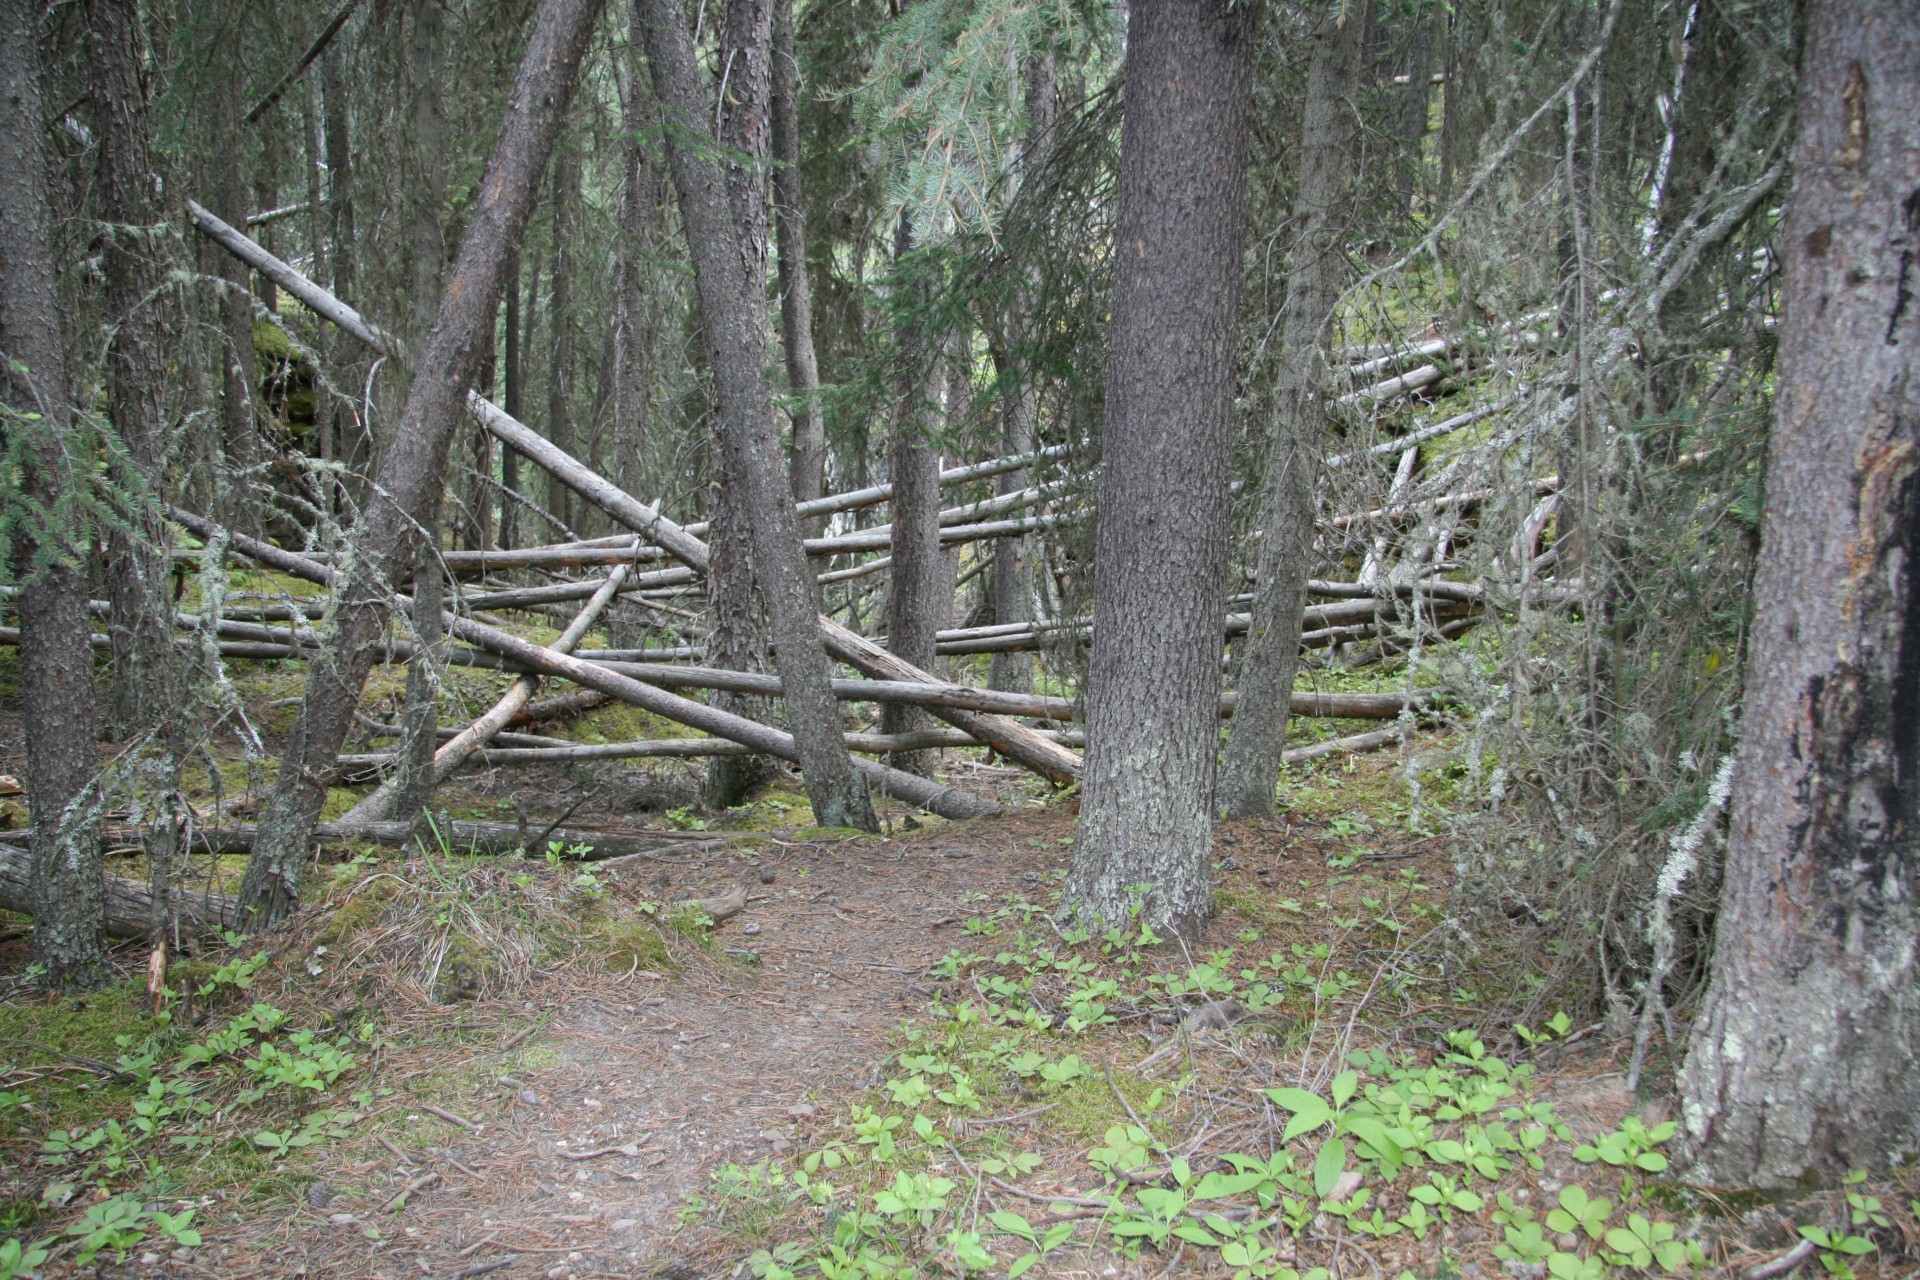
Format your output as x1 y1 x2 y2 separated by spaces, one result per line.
0 0 111 990
1676 0 1920 1189
642 0 877 832
236 0 606 929
1217 0 1371 820
1063 0 1255 938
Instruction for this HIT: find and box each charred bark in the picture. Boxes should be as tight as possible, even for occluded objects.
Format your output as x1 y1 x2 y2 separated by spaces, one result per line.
1677 0 1920 1188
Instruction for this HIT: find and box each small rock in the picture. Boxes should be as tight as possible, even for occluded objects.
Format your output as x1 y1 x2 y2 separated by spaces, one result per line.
1555 1232 1581 1251
787 1103 816 1119
759 867 776 884
140 1252 162 1266
519 1089 542 1106
306 1181 335 1208
742 922 761 936
1502 1264 1546 1280
329 1213 357 1225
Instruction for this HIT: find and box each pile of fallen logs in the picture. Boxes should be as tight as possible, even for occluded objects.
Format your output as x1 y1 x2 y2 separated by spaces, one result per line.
0 202 1575 841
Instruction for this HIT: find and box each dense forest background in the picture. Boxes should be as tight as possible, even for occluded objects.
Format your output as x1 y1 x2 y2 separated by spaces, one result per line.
0 0 1916 1273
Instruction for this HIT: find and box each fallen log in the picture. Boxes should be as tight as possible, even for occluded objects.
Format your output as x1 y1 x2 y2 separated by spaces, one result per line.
180 213 1081 786
468 398 1084 785
169 510 1005 822
157 819 715 860
0 841 236 940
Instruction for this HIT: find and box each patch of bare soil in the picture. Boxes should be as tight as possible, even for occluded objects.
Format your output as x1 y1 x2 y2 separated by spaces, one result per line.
210 812 1075 1280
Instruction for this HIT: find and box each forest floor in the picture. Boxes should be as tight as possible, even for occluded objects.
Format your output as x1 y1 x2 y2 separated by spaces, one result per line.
1 649 1917 1280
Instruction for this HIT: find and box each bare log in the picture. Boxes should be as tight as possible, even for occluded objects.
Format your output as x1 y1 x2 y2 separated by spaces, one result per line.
0 841 235 940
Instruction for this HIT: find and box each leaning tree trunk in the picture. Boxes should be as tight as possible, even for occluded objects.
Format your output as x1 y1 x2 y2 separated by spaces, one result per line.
236 0 607 929
0 0 110 990
1217 0 1371 820
642 0 876 832
1063 0 1255 939
1676 0 1920 1189
771 0 826 513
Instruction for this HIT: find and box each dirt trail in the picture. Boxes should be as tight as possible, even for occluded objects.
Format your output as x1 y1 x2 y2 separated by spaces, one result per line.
233 813 1066 1280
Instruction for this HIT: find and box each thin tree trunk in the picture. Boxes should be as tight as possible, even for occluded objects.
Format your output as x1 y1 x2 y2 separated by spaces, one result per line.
1396 15 1432 217
610 27 658 645
882 211 945 778
546 147 577 532
1063 0 1255 938
89 0 184 740
501 251 524 549
987 53 1054 696
641 0 876 832
211 19 260 531
1676 0 1920 1188
771 0 825 511
322 43 369 500
236 0 607 929
0 0 110 989
1217 0 1371 820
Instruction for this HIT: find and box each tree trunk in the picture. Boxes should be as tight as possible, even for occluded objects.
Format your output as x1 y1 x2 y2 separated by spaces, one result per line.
771 0 825 512
236 0 606 930
882 211 945 778
1676 0 1920 1189
1063 0 1255 938
0 0 110 989
0 843 233 942
501 251 524 549
1396 15 1432 217
211 15 260 532
88 0 184 740
642 0 876 832
987 53 1053 696
612 15 656 535
322 43 370 500
1217 0 1371 820
705 475 781 807
546 146 577 532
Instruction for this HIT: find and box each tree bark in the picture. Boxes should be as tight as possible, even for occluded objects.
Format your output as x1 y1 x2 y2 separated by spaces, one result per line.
501 251 524 548
0 0 111 989
1676 0 1920 1189
1217 0 1371 820
1064 0 1256 938
987 52 1054 696
546 146 578 532
211 10 261 532
771 0 826 511
882 211 946 778
0 843 232 942
236 0 607 930
88 0 184 740
322 43 369 500
642 0 877 832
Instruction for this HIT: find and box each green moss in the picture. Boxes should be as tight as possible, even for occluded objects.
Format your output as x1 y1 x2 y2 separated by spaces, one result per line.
252 319 296 361
433 934 492 1003
0 981 172 1141
583 912 674 975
